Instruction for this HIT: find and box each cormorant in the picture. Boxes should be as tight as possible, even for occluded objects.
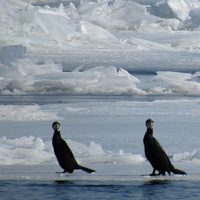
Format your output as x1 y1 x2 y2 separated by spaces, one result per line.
143 119 186 176
52 121 95 173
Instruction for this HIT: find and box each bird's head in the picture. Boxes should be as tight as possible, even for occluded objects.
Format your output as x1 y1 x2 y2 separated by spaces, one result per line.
52 121 61 131
146 118 154 129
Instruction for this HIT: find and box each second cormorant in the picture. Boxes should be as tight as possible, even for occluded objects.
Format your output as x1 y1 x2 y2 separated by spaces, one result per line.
52 121 95 173
143 119 186 176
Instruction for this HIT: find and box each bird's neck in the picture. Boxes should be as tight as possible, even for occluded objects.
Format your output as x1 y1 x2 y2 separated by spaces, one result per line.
144 128 154 146
146 128 153 137
53 130 61 138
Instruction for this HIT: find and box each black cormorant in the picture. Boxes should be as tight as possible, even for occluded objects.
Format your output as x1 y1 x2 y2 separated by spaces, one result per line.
143 119 186 176
52 121 95 173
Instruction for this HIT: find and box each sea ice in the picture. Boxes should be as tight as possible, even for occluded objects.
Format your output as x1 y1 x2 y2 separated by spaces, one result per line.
1 0 200 181
0 99 199 180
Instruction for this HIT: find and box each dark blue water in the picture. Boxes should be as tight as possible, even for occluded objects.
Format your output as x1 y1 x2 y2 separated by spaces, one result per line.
0 180 200 200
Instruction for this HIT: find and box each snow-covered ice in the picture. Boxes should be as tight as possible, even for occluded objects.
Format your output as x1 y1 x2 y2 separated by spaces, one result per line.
1 0 200 95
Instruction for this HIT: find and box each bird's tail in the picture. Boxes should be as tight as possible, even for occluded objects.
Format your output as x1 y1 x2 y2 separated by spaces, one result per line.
78 165 95 173
171 167 187 175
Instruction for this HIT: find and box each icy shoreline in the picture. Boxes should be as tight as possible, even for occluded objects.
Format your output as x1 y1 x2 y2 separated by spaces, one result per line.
0 99 199 180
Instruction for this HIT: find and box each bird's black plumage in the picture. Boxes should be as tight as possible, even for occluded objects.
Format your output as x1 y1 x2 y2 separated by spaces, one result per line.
52 121 95 173
143 119 186 176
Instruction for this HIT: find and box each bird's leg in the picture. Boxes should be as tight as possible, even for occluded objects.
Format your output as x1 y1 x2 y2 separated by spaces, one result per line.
149 169 159 176
158 171 166 176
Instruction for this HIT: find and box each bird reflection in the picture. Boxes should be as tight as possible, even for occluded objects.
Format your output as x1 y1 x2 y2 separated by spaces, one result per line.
141 180 170 199
143 179 170 186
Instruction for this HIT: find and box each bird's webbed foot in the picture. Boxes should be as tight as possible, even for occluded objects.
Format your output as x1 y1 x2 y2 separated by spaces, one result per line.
149 173 159 176
56 170 67 173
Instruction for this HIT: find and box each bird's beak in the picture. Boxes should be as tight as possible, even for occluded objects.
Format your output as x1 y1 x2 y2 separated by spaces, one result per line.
54 124 60 130
147 122 154 128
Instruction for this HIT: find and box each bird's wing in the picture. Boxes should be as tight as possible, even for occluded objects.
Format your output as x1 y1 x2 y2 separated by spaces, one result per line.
56 140 77 172
153 137 171 168
153 137 166 153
